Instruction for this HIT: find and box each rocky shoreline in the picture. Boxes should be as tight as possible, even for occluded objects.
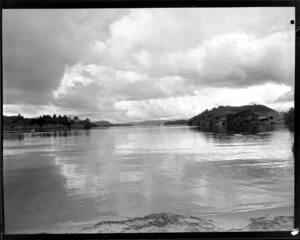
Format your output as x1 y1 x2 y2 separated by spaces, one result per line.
80 213 293 233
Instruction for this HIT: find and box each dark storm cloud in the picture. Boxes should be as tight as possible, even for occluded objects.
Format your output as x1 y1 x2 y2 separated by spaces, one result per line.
3 10 79 104
2 9 125 105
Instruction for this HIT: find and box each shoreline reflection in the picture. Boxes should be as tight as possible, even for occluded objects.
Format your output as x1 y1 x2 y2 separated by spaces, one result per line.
3 126 294 233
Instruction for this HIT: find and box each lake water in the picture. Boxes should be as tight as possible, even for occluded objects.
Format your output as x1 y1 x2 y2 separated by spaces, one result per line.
3 125 294 233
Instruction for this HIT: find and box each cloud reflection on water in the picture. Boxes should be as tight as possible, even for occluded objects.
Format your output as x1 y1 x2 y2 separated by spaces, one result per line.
3 126 294 231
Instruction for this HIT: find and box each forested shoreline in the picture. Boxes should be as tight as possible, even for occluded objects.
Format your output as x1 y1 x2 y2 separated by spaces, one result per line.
3 105 294 132
3 114 96 131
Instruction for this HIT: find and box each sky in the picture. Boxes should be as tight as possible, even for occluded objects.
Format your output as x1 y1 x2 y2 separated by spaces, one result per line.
3 7 295 122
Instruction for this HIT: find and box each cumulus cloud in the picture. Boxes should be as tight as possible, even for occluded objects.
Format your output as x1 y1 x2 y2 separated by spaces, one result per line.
3 8 295 121
113 83 291 122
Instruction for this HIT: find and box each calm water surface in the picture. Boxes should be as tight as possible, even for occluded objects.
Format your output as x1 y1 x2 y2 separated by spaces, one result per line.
3 125 294 233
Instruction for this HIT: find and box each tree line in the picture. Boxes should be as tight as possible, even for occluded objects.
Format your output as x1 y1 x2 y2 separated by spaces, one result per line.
3 114 96 131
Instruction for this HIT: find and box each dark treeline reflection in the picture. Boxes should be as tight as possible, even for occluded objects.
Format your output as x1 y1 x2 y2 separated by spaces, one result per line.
190 125 274 144
3 129 91 141
191 123 294 154
191 122 278 135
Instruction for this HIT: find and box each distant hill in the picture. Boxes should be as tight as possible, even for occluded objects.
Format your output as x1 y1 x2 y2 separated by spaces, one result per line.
113 123 133 127
163 120 188 126
188 105 282 128
93 121 133 127
94 119 188 126
94 119 192 126
125 120 167 126
93 121 114 127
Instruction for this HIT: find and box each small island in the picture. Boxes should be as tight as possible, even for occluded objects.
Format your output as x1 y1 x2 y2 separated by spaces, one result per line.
187 104 287 133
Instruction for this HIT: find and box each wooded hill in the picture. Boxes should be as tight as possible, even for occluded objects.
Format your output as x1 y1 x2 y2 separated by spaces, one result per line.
187 105 282 130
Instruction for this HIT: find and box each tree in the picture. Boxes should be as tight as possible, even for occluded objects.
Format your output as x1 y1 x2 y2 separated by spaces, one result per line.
84 118 92 129
17 113 24 120
284 107 294 125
